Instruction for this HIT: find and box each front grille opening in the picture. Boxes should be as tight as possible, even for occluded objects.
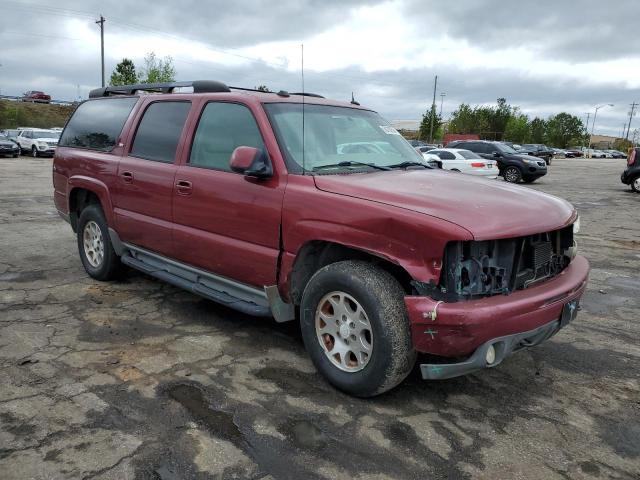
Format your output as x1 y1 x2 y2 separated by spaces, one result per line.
440 225 574 300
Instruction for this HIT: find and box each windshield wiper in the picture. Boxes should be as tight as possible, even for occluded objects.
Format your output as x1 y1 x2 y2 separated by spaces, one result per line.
387 161 431 169
312 161 391 172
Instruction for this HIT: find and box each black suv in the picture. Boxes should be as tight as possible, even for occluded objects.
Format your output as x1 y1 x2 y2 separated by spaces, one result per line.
447 140 547 183
519 144 554 165
621 147 640 192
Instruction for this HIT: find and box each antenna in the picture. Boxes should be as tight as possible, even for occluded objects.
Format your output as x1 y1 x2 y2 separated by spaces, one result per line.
301 43 306 174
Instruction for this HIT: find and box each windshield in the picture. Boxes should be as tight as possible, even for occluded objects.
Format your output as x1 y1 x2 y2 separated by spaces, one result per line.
34 131 60 139
265 103 426 173
458 149 482 159
496 143 517 154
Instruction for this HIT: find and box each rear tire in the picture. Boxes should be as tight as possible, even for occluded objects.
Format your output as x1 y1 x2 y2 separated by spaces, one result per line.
77 204 123 281
503 166 522 183
300 260 416 397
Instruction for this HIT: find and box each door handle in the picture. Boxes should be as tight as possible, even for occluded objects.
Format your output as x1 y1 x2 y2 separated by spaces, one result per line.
175 180 192 195
121 171 133 183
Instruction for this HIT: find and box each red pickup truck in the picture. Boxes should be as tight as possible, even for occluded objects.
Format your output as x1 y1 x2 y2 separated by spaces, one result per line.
53 80 589 396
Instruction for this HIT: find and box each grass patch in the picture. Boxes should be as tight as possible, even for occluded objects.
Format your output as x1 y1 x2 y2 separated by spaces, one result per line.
0 100 76 130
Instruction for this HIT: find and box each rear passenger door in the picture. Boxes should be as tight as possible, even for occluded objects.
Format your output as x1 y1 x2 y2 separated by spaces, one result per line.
112 100 191 257
171 101 285 288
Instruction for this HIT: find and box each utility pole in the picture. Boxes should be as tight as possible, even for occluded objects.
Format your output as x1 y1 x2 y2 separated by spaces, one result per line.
583 112 591 148
95 15 105 87
428 75 438 143
624 101 637 140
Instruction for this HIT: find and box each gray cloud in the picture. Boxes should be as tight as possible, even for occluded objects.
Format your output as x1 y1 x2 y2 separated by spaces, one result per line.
0 0 638 137
404 0 640 62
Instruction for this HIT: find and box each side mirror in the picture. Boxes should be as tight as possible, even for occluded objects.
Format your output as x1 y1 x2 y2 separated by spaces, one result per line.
492 151 502 157
230 146 273 179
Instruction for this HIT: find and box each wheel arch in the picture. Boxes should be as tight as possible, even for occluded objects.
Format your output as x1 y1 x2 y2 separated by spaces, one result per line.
286 240 415 306
67 177 114 232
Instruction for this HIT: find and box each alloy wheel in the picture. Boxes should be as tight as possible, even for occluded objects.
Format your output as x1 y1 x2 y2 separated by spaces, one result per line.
315 291 373 372
83 221 104 267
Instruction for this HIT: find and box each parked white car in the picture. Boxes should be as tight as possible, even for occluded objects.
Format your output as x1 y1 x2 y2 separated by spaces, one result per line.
16 129 60 157
423 148 499 178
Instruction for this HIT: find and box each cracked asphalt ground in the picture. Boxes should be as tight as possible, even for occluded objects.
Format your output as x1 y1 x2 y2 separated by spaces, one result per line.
0 155 639 480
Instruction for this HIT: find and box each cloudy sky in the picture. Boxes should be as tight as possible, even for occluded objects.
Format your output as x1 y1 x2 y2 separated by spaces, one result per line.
2 0 639 136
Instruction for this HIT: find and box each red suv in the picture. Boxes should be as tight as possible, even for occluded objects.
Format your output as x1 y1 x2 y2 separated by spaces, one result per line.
53 80 589 396
22 90 51 103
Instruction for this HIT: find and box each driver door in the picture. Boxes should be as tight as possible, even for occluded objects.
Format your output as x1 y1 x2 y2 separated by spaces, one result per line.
171 101 286 288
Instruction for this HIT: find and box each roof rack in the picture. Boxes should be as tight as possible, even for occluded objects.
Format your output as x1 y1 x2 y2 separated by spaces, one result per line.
89 80 231 98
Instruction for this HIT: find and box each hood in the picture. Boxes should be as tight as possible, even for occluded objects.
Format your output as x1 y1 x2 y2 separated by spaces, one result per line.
34 137 58 143
313 170 575 240
0 139 17 147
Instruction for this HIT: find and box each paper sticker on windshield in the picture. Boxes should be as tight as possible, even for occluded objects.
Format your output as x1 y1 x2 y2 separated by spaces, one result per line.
380 125 400 135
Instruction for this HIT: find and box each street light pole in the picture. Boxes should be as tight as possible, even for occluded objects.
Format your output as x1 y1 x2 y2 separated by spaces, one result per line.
588 103 614 158
439 92 446 117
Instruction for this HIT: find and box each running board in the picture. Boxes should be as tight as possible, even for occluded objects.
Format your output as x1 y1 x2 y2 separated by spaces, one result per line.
120 243 272 317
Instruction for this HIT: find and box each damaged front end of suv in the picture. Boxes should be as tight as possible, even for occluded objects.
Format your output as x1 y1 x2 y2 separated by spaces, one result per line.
406 220 587 380
438 224 577 301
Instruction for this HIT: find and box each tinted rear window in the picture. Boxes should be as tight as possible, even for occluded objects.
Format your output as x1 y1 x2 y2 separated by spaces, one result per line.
59 98 137 151
130 101 191 163
58 97 138 152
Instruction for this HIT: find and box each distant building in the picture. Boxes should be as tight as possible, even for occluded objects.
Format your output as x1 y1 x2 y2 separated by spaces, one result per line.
590 134 620 149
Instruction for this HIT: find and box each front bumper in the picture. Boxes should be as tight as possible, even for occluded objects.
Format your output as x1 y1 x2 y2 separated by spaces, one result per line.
405 255 589 374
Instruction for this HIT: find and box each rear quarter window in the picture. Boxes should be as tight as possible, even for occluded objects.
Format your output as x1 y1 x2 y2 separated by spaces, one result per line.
59 97 138 151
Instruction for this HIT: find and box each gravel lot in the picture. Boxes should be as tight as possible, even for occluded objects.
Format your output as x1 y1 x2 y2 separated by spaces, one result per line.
0 155 638 480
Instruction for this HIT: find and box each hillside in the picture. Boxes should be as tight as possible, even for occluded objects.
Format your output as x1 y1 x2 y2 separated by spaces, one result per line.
0 100 76 130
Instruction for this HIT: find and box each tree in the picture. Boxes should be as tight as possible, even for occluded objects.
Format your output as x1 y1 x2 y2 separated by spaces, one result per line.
529 117 546 144
109 58 138 86
139 52 176 84
488 98 512 141
545 113 584 148
613 138 633 153
504 111 530 143
418 104 442 141
255 85 271 92
447 104 476 134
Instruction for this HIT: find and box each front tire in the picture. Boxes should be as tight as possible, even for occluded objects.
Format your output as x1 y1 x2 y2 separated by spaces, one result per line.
503 166 522 183
31 146 38 158
632 176 640 193
300 260 416 397
77 204 123 280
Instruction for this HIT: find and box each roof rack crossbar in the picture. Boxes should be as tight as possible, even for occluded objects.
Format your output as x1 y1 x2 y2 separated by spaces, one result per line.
89 80 230 98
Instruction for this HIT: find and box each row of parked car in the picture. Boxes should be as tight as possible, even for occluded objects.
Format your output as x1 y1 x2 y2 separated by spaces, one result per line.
412 140 549 183
0 127 61 157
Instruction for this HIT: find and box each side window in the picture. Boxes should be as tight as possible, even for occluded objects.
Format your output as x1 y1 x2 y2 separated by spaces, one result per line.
59 97 138 151
476 143 492 154
130 101 191 163
189 102 265 171
437 151 455 160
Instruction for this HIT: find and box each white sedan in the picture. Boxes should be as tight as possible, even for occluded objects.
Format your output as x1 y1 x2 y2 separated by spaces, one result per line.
422 148 499 178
